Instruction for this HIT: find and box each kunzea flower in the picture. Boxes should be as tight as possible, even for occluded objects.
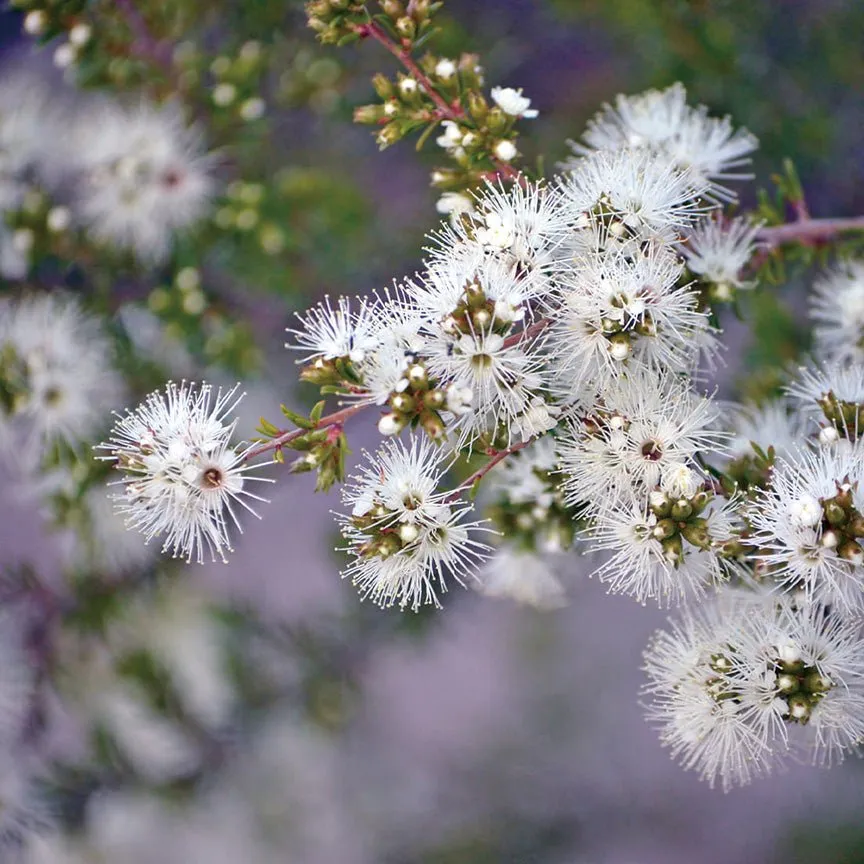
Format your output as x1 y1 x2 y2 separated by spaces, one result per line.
748 444 864 609
336 435 490 610
96 382 272 563
74 100 214 263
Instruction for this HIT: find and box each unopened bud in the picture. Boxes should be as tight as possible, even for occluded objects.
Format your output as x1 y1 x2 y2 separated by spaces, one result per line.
378 413 402 436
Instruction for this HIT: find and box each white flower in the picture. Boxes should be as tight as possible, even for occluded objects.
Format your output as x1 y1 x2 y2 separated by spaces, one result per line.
559 147 712 237
587 494 739 606
479 547 566 609
681 214 764 294
557 373 725 513
488 434 558 507
511 397 560 443
546 242 716 400
0 293 125 458
571 83 758 200
490 86 539 118
285 295 380 365
336 435 491 610
73 100 215 263
748 444 864 609
645 591 864 789
642 592 780 789
810 262 864 365
424 325 546 446
96 382 273 564
435 58 457 79
436 120 463 150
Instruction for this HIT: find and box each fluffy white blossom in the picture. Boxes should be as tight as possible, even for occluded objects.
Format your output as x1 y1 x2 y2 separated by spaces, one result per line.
336 435 490 610
571 83 758 200
557 372 726 513
748 444 864 608
286 295 380 365
547 240 715 398
0 293 125 459
809 262 864 365
643 592 864 789
559 146 712 237
588 494 740 606
96 382 272 564
681 214 764 297
74 100 214 263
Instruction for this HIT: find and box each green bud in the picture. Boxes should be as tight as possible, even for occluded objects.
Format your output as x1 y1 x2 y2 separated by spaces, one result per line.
838 539 864 564
690 490 711 515
823 499 847 526
377 533 402 558
380 0 403 17
425 389 446 409
376 122 405 149
395 15 416 39
670 499 693 520
372 73 394 100
354 104 385 124
419 410 446 440
681 518 711 550
803 671 832 694
661 534 684 567
652 518 677 541
390 392 415 414
466 90 488 122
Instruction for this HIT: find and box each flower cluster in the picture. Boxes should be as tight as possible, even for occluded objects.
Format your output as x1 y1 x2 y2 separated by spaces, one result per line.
97 382 272 563
643 591 864 790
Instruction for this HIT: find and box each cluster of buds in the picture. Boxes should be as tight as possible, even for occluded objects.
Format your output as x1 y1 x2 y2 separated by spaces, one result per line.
214 181 287 257
772 646 833 724
815 481 864 564
442 278 522 337
818 391 864 441
376 360 470 440
208 41 268 122
320 1 531 192
349 498 422 561
305 0 372 46
647 486 716 566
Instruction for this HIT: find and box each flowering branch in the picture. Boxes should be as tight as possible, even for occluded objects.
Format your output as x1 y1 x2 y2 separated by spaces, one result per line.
350 18 522 183
354 20 461 120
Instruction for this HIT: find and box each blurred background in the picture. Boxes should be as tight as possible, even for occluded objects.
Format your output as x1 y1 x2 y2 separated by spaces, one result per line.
1 1 863 862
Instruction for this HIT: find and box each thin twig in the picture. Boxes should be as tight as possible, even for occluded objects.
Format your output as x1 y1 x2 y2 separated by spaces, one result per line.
756 216 864 248
446 439 533 503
